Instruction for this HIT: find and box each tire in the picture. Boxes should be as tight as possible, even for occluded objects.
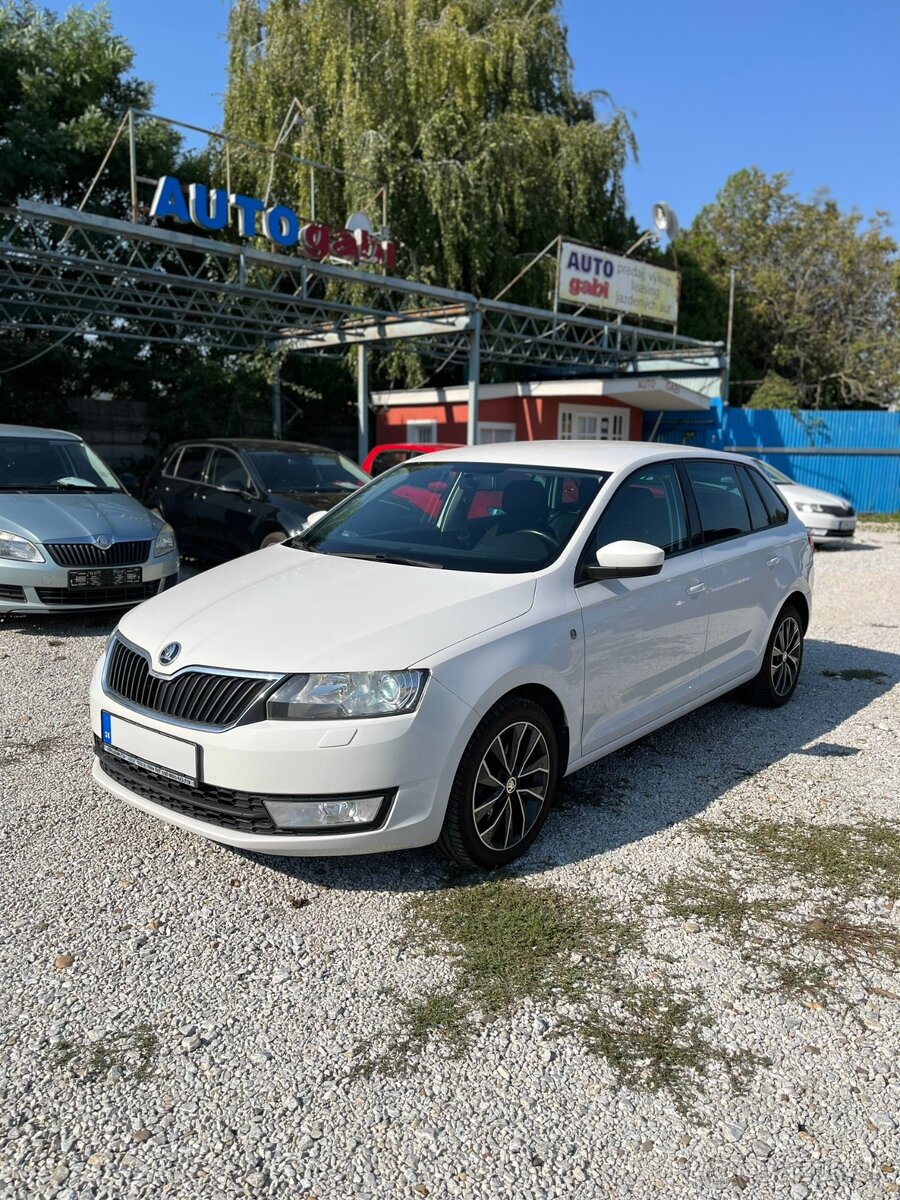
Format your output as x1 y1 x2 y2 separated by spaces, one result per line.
747 603 804 707
259 530 286 549
438 696 559 869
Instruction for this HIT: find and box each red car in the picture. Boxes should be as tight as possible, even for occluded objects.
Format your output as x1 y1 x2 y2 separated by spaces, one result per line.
361 442 462 477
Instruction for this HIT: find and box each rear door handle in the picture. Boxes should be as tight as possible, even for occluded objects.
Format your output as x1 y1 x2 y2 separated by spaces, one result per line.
686 582 707 595
767 556 780 567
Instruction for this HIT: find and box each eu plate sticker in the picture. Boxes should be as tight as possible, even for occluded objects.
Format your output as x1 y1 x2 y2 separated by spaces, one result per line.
101 711 112 744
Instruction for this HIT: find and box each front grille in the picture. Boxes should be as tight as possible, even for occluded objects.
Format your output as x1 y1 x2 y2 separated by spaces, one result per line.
820 504 855 518
105 637 276 728
95 739 284 835
36 581 162 607
0 584 26 601
44 541 151 567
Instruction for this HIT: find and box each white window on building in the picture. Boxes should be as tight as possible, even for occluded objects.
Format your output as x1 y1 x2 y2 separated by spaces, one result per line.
558 404 628 441
405 420 438 443
477 422 517 445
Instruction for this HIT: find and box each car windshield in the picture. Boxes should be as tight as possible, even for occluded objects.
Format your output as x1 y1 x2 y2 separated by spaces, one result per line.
291 460 610 573
0 437 122 492
247 449 369 493
760 461 794 486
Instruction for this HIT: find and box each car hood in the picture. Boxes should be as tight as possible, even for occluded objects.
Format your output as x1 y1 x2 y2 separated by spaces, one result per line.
271 487 357 511
117 545 536 673
777 481 852 509
0 491 161 543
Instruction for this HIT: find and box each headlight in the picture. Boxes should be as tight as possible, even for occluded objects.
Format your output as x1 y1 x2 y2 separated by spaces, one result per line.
153 524 177 557
796 503 824 514
267 670 427 720
0 529 44 563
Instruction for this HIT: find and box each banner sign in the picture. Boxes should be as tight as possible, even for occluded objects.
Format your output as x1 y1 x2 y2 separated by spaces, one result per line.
557 241 679 324
149 175 396 269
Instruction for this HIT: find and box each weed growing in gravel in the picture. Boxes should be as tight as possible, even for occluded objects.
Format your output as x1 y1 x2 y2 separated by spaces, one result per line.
367 877 762 1109
664 820 900 1008
823 667 890 683
51 1023 158 1082
693 818 900 898
1 735 63 766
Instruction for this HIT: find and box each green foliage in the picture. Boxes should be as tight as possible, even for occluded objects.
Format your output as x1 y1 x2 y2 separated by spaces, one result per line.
0 0 179 210
223 0 637 303
678 168 900 409
747 371 799 411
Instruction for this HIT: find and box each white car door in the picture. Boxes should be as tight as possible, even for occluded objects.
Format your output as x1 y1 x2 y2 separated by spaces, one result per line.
576 462 710 754
680 460 789 691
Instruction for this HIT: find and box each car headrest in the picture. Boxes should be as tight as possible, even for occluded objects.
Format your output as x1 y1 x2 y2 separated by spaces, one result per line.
502 479 547 522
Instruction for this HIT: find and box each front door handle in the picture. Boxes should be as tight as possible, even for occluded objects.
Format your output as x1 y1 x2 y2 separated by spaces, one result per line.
686 582 707 595
767 556 780 567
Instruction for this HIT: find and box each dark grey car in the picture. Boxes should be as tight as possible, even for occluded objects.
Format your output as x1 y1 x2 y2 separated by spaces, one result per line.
143 438 369 562
0 425 179 614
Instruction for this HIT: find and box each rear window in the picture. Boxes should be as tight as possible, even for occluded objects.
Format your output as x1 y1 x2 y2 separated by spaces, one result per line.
683 461 752 544
174 445 209 481
747 469 790 526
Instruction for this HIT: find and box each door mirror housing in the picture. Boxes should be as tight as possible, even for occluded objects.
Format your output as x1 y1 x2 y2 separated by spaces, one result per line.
585 540 665 581
303 509 328 530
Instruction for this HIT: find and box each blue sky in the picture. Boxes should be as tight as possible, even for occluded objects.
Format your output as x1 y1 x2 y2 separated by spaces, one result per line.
46 0 900 233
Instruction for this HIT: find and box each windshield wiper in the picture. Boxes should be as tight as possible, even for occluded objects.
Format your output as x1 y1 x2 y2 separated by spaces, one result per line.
333 551 443 569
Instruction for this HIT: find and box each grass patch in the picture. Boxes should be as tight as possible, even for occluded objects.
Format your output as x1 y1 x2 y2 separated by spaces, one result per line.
366 877 759 1109
51 1022 158 1082
691 818 900 898
859 512 900 527
823 668 889 683
664 820 900 1009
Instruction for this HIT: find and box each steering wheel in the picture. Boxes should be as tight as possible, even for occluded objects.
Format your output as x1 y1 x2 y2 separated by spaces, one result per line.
515 528 558 547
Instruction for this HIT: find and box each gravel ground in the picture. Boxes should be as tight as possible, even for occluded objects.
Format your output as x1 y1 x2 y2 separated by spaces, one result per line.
1 529 897 1200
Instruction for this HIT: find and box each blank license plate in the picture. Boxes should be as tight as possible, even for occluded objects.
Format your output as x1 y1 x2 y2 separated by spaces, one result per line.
69 567 142 587
100 711 198 786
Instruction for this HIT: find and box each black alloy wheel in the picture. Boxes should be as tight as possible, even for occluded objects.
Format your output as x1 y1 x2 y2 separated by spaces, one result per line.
748 603 804 707
438 696 559 869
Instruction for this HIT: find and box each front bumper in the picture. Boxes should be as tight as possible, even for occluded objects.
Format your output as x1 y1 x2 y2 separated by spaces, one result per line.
797 513 856 542
89 664 477 856
0 551 179 613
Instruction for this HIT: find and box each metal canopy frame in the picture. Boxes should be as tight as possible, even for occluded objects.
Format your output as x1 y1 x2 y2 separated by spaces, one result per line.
0 199 725 453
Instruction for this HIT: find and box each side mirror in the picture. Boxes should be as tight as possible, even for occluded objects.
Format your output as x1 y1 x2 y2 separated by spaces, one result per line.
585 540 665 581
118 471 139 493
303 509 328 529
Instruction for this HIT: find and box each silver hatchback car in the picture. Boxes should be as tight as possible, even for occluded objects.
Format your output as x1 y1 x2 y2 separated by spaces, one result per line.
0 425 180 615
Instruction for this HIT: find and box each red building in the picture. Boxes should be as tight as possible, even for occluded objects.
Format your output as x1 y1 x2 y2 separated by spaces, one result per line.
372 376 713 446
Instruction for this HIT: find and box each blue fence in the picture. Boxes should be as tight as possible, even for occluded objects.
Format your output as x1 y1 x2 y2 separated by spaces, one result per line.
645 406 900 514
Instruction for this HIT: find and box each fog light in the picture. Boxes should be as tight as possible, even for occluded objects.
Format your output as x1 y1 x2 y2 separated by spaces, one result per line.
263 794 387 830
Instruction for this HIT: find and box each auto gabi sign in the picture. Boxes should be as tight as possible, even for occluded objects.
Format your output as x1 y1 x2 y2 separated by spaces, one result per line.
557 241 679 325
149 175 397 269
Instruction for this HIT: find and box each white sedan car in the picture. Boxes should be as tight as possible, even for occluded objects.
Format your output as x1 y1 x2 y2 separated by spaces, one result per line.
757 461 857 544
90 442 813 869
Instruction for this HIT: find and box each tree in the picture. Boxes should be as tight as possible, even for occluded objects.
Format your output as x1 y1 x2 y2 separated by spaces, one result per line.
223 0 637 304
0 0 179 210
747 371 799 411
678 168 900 409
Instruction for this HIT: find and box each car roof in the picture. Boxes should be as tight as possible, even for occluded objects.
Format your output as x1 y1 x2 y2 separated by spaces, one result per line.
423 440 761 472
164 438 342 454
368 443 462 454
0 424 82 442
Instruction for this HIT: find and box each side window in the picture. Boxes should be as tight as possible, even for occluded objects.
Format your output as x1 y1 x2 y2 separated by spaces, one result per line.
161 449 181 478
174 445 209 481
206 449 251 491
737 465 771 531
683 461 752 544
371 451 412 477
580 463 689 580
747 469 789 526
